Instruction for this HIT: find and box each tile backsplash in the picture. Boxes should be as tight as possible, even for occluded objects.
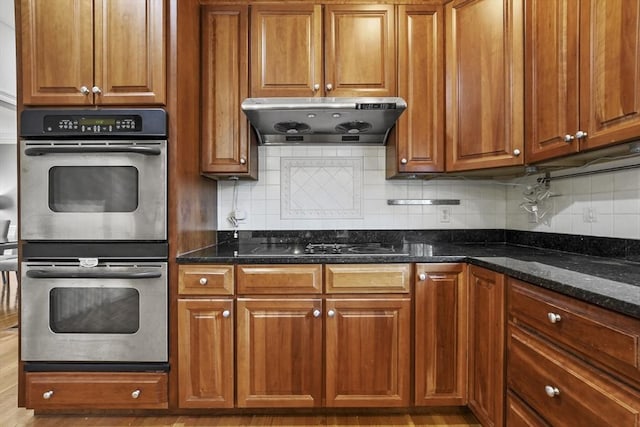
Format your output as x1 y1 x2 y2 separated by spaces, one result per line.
217 146 507 230
218 147 640 239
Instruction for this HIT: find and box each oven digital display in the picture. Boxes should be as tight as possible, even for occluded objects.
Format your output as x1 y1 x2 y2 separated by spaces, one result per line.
78 118 117 126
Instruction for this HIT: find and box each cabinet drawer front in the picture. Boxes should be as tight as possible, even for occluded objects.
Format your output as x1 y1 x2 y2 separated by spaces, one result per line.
325 264 411 293
508 328 640 427
179 265 234 295
25 372 168 410
507 391 550 427
237 264 322 294
509 279 640 384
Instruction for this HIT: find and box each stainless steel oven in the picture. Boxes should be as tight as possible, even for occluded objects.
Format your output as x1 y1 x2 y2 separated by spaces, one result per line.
19 109 167 241
21 259 167 363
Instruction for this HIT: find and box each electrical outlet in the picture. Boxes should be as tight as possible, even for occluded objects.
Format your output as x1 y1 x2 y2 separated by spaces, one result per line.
582 207 597 223
439 207 451 223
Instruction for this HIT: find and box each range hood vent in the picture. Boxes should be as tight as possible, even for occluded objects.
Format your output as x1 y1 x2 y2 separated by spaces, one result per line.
241 97 407 145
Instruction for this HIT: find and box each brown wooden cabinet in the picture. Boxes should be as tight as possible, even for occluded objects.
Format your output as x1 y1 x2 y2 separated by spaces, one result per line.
525 0 640 162
250 4 395 98
386 4 445 177
177 298 234 409
24 372 168 410
200 4 257 179
236 298 323 408
467 265 506 427
445 0 524 172
20 0 165 106
177 265 236 409
507 278 640 425
414 263 467 406
325 297 411 408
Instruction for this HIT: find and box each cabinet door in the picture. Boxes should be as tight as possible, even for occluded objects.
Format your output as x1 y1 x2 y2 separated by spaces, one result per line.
445 0 524 171
200 5 257 179
325 298 410 407
468 265 506 427
177 299 234 408
524 0 580 163
93 0 166 105
580 0 640 151
415 264 467 406
236 298 322 408
324 5 396 97
250 4 322 97
387 5 445 177
20 0 94 105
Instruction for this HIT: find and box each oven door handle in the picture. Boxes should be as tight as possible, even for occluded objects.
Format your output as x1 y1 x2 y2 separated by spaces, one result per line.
26 270 163 279
24 146 161 156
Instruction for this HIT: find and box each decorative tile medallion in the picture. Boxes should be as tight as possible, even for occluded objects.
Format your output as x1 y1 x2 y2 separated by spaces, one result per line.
281 157 363 219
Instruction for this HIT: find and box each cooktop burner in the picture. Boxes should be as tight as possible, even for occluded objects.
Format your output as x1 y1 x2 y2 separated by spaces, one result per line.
245 242 407 257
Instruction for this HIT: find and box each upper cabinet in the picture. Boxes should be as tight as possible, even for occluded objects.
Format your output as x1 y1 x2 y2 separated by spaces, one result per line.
20 0 166 106
200 4 257 180
250 4 395 98
386 4 445 177
445 0 524 172
526 0 640 163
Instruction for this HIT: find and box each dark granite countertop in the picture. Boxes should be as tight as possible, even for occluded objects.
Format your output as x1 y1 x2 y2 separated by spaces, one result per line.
177 232 640 319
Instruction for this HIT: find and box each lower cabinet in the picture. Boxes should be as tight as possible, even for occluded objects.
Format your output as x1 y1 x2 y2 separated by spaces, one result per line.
325 297 411 407
24 372 168 410
414 263 467 406
467 265 506 427
236 298 323 408
177 298 234 408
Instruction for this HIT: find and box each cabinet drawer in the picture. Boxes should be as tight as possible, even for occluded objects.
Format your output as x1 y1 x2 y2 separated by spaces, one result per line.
325 264 411 293
509 278 640 384
508 327 640 427
179 265 234 295
237 264 322 294
507 391 550 427
25 372 168 410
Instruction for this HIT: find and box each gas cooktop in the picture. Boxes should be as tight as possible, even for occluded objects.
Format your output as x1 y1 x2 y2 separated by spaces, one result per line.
243 242 408 257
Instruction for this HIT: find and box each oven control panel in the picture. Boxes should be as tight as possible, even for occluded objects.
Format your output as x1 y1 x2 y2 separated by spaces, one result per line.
21 109 167 138
43 115 142 134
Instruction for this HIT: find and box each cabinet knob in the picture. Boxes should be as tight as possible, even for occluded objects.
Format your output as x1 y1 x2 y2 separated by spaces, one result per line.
79 86 90 95
327 309 336 317
400 158 408 164
547 312 562 323
313 83 320 91
42 390 54 400
131 389 141 399
240 157 246 165
575 130 588 139
199 277 208 285
563 134 575 143
326 83 333 91
312 309 321 318
513 148 521 156
418 273 427 281
92 86 102 95
222 310 231 318
544 385 560 398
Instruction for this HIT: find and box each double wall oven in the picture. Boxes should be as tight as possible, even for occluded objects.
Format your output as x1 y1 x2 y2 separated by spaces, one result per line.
19 109 168 367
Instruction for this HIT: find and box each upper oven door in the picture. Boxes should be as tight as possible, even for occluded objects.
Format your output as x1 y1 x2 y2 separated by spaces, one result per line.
20 140 167 241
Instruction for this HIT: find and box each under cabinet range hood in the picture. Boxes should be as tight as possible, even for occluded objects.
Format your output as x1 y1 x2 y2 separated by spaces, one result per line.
241 97 407 145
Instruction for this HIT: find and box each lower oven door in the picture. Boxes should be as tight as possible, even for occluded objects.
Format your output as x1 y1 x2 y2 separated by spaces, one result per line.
21 261 167 363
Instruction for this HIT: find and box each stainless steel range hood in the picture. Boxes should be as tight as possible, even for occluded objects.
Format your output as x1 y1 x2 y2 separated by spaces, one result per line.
241 97 407 145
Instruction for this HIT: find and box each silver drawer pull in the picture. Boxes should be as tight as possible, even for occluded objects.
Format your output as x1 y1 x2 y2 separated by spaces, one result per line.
544 385 560 397
42 390 54 399
312 309 321 318
327 309 336 318
418 273 427 281
547 312 562 323
131 389 141 399
199 277 208 285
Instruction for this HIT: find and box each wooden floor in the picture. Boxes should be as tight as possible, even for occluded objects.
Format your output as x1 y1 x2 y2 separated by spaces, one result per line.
0 273 18 330
0 275 480 427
